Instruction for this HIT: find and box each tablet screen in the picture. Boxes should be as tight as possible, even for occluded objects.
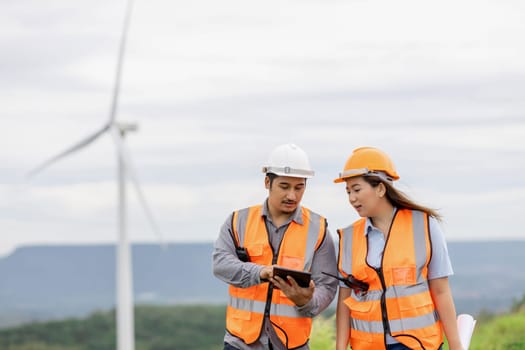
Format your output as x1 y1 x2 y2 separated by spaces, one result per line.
273 266 311 288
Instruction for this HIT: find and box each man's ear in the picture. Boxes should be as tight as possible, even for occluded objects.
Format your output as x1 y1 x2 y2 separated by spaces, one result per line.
265 176 270 190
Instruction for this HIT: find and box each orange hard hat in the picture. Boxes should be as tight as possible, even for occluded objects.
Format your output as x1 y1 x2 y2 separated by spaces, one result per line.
333 147 400 183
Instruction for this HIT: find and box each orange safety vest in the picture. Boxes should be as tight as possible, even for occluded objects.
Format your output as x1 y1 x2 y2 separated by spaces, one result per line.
226 205 326 349
337 209 443 350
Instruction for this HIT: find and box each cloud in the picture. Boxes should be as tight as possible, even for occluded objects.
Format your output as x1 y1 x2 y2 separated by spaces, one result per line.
1 0 524 255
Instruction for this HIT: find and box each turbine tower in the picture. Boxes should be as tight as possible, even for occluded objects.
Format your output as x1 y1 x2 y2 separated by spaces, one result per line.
27 1 159 349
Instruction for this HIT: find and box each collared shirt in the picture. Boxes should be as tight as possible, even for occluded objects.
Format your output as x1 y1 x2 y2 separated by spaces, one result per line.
339 208 453 345
364 212 454 279
213 200 338 350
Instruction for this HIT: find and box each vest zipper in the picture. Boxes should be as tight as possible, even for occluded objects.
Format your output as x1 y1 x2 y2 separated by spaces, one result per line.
264 260 277 318
373 209 399 348
374 267 391 342
264 219 296 349
263 220 281 318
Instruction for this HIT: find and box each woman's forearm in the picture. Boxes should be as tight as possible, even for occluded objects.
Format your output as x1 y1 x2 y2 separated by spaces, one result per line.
429 277 464 350
336 287 351 350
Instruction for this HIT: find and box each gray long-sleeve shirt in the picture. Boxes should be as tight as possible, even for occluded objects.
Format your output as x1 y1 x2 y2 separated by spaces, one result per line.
212 201 338 350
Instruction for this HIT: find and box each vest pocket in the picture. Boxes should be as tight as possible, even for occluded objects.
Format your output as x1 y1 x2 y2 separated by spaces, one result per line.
280 255 304 270
396 287 433 312
344 296 374 342
246 244 264 263
391 265 416 285
230 307 252 321
226 307 252 337
345 296 372 314
393 287 438 334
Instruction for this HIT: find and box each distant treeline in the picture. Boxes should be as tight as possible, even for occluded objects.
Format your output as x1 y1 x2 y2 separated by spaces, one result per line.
0 305 226 350
0 298 524 350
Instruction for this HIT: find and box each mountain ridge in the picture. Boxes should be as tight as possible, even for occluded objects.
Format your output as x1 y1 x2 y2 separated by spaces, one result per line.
1 241 524 328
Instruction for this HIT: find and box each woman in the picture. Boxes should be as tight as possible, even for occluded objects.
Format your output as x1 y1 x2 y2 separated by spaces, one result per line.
333 147 463 350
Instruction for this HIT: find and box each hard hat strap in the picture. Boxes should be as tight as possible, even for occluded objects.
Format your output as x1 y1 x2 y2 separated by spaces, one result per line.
365 170 393 183
262 166 315 177
339 168 393 183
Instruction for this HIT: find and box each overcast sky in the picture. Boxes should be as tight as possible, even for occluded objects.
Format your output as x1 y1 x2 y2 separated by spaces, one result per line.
1 0 524 256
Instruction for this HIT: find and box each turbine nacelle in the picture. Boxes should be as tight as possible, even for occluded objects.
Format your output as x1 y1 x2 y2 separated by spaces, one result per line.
114 122 138 136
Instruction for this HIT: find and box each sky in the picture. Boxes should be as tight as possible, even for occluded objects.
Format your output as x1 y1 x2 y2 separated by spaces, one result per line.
1 0 524 257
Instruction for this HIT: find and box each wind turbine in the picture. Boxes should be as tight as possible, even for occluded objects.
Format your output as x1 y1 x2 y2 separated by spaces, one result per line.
27 1 160 349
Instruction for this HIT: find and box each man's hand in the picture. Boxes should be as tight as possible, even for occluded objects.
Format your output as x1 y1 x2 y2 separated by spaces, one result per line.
259 265 273 281
271 273 315 307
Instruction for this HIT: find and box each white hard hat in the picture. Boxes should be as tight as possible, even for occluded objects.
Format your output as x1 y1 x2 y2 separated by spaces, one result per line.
262 143 314 178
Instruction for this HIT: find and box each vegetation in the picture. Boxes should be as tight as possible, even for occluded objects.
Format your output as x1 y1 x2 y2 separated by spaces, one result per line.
0 297 524 350
467 293 525 350
0 305 225 350
311 295 525 350
310 314 335 349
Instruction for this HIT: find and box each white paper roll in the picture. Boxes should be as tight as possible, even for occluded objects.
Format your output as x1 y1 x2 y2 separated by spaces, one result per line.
457 313 477 349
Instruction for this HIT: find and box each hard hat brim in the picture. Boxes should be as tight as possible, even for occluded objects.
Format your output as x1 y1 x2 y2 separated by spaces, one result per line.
333 168 369 183
333 174 359 183
263 166 315 178
333 169 398 183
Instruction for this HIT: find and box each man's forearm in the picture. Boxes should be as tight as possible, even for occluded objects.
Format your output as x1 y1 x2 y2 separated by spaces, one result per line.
213 247 263 287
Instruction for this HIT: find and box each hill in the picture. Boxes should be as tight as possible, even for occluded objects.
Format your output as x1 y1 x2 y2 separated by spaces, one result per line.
0 243 225 328
446 240 525 315
0 241 524 328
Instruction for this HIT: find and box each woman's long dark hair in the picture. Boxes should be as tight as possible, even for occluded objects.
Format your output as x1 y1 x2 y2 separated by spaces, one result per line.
363 176 442 220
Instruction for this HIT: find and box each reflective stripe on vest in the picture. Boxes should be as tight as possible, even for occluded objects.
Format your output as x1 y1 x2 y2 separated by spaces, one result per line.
226 205 326 348
337 209 443 350
229 295 304 318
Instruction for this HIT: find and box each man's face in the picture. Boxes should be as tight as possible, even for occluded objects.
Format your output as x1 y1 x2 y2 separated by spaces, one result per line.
265 175 306 215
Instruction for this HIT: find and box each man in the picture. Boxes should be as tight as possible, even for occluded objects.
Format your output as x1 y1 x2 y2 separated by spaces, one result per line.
213 143 338 350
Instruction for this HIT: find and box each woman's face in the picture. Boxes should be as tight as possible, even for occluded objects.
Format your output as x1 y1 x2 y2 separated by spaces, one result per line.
344 176 383 218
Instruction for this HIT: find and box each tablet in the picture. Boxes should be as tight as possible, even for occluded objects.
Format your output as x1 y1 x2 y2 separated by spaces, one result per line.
273 266 311 288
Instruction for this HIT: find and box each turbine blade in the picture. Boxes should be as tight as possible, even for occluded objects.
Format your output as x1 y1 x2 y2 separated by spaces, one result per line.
108 0 134 124
27 124 111 179
110 126 165 248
